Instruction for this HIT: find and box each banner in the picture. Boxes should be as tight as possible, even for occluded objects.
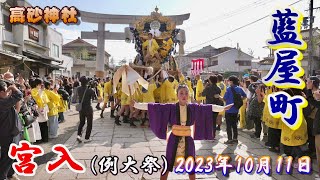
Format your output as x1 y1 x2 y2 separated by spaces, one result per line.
191 58 204 76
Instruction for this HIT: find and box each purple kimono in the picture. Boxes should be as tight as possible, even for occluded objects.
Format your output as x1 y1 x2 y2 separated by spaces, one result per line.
148 103 214 172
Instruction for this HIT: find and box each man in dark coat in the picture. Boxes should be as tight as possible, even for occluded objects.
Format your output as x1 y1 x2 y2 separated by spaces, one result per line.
0 80 23 179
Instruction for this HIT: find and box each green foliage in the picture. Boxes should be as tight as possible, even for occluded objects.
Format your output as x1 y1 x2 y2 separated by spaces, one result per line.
119 59 127 66
71 47 89 60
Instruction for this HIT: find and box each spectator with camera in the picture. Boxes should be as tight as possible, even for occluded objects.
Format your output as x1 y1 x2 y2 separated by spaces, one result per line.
0 80 23 180
22 84 42 143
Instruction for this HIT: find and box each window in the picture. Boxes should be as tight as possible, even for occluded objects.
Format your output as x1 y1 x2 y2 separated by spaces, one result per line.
207 60 218 66
52 44 59 58
3 14 12 32
210 61 218 66
236 60 251 66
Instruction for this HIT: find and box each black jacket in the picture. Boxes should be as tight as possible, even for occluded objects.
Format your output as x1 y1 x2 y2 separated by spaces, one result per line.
58 88 70 101
77 86 95 113
202 84 223 105
0 90 23 137
64 84 73 96
306 89 320 135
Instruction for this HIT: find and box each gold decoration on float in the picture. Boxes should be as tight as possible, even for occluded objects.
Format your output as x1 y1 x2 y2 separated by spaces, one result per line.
134 7 176 40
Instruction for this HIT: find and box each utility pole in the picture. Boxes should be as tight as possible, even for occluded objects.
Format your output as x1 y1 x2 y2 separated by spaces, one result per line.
308 0 314 76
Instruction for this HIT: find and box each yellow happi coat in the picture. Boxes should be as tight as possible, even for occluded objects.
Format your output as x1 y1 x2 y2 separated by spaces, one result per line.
142 39 159 57
217 82 226 116
161 79 178 103
196 79 205 101
153 83 161 103
58 95 68 113
239 98 247 128
133 85 143 102
142 82 157 103
280 118 308 147
44 89 60 116
104 81 112 103
262 91 282 130
160 38 173 57
217 82 226 97
178 74 194 102
97 83 103 99
115 82 122 99
31 88 49 109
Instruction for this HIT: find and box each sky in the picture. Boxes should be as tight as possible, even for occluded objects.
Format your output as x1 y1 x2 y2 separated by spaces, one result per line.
28 0 320 65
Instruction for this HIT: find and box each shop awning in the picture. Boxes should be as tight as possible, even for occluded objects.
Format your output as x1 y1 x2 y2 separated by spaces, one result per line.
38 61 65 69
23 50 62 63
0 50 64 69
0 50 44 63
0 49 24 60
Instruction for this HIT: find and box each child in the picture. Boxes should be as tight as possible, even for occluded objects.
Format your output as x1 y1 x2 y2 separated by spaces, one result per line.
133 84 232 180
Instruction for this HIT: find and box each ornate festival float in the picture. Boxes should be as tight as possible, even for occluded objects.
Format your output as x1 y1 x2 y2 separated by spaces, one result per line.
80 7 188 78
126 7 187 77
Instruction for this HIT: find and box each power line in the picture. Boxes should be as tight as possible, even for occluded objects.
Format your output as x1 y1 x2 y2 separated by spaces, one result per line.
184 0 276 30
185 0 304 52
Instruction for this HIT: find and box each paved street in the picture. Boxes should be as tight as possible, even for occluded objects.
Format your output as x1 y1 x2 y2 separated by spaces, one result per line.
19 104 319 180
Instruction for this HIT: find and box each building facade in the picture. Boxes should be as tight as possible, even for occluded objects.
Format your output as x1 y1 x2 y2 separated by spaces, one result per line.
62 37 110 78
258 28 320 77
0 0 64 78
178 45 252 77
177 45 233 76
207 48 253 73
300 28 320 76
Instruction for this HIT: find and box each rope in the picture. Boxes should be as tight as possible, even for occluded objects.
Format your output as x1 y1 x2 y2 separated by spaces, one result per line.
23 62 39 77
147 68 162 81
0 60 40 77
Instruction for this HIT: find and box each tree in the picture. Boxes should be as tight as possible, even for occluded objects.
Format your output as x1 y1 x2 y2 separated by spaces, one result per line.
81 48 89 60
248 48 254 57
109 57 115 66
118 58 127 66
71 47 89 60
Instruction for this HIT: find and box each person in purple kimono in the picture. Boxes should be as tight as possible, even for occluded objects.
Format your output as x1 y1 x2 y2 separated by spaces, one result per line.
133 84 232 180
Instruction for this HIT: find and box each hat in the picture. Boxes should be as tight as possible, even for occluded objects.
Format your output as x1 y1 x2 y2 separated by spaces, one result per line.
79 76 89 85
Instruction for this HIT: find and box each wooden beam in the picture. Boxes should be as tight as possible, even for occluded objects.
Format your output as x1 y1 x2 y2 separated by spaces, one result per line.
79 10 190 25
81 31 126 40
